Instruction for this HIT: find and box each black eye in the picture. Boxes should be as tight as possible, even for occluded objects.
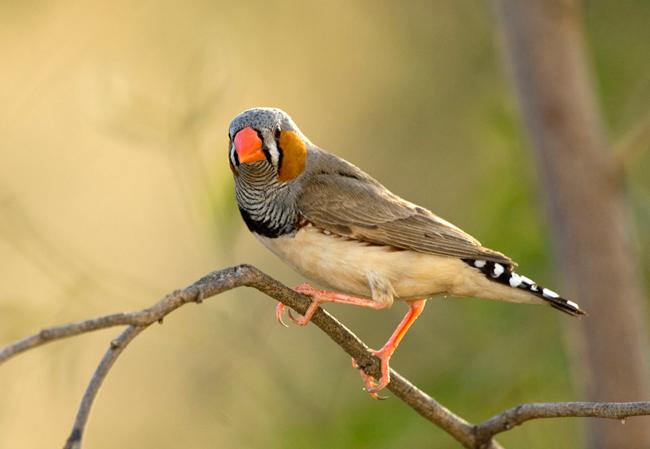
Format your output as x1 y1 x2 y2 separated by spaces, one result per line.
274 127 281 139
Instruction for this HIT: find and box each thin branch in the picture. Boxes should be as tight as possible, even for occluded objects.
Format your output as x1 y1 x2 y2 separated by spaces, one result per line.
1 265 649 449
474 402 650 448
0 314 144 363
0 267 250 364
63 325 145 449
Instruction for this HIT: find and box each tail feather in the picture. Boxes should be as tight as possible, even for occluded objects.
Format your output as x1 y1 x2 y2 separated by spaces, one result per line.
462 259 585 316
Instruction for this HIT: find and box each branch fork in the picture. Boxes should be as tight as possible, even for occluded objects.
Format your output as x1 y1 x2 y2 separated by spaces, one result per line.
1 265 649 449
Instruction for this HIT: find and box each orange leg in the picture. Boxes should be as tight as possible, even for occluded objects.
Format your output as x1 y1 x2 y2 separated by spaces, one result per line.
275 283 387 327
356 299 426 398
275 283 426 399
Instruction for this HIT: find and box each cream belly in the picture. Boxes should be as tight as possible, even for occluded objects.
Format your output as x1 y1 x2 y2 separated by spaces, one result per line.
256 225 544 307
256 225 478 304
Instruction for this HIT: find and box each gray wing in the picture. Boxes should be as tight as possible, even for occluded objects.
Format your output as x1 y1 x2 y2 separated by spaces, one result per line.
297 152 513 265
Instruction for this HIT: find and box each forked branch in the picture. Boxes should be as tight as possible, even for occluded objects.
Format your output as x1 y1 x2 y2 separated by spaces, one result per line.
1 265 649 449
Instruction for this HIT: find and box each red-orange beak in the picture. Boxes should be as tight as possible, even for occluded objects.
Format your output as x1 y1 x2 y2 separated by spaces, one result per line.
234 127 265 164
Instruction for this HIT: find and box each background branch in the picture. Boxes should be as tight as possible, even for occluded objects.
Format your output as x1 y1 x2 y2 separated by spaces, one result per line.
474 402 650 448
2 265 650 448
492 1 650 447
63 325 144 449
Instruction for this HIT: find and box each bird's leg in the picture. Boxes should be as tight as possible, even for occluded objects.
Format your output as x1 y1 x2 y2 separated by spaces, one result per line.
275 283 387 327
275 284 425 399
356 299 426 398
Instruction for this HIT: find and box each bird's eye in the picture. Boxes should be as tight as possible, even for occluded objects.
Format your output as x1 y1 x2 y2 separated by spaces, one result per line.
274 127 281 139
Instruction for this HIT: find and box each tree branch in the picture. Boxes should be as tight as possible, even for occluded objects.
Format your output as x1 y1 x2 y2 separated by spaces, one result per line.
474 402 650 448
1 264 649 449
63 325 145 449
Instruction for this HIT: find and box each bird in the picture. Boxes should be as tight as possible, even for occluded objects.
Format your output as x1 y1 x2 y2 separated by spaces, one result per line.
227 107 585 398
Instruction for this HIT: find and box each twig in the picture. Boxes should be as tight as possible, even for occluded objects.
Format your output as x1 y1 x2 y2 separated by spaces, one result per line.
63 325 145 449
474 401 650 447
1 265 649 449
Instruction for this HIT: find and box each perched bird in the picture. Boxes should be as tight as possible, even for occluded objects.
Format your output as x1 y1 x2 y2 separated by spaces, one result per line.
228 107 584 398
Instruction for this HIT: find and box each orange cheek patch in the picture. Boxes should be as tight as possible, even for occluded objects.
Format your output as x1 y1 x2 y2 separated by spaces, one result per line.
278 130 307 181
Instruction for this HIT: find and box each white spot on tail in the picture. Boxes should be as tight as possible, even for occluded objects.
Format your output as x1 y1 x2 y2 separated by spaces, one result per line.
520 275 534 285
567 300 580 310
509 273 522 287
474 260 486 268
492 263 504 277
543 288 560 298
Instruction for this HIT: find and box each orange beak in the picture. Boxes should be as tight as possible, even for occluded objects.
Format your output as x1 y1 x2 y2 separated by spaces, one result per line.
234 127 265 164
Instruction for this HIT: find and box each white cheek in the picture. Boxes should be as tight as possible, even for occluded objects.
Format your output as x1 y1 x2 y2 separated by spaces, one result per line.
268 142 280 167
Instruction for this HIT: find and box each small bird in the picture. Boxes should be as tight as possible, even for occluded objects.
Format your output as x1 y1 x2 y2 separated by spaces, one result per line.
228 107 584 398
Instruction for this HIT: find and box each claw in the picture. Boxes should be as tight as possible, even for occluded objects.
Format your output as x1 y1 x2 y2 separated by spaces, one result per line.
274 303 289 328
285 308 301 325
275 302 310 327
365 387 388 401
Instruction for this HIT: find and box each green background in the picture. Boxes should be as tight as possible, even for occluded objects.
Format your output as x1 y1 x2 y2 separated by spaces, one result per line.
0 1 648 448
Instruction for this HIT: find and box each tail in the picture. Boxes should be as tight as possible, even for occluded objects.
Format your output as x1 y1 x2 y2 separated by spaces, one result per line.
462 259 585 316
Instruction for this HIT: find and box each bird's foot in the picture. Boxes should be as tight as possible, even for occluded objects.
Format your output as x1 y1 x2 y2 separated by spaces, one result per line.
274 283 322 326
275 302 313 327
351 344 395 400
275 283 384 327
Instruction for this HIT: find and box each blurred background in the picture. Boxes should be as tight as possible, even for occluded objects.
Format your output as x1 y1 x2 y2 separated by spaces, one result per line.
1 1 649 448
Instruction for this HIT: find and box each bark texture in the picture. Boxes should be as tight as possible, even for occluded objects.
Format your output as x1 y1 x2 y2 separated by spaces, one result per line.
492 1 650 448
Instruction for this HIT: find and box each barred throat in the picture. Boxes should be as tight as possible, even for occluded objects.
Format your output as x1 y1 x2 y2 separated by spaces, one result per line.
235 162 298 238
462 259 585 316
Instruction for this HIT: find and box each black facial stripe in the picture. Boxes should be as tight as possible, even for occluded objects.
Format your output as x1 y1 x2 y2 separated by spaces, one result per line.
275 134 284 172
262 147 272 164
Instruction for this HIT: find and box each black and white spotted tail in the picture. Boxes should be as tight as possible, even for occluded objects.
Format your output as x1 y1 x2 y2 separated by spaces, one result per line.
462 259 585 316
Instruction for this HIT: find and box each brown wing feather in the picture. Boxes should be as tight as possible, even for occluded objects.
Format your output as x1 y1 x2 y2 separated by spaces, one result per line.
297 151 512 265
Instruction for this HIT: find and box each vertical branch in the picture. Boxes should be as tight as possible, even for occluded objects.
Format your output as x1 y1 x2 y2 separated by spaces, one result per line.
492 1 650 448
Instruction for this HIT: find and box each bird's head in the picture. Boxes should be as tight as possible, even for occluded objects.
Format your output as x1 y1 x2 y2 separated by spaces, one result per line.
228 107 308 182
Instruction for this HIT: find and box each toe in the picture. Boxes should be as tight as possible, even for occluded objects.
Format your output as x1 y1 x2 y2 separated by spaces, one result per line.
275 303 289 327
294 283 318 296
292 313 311 326
353 356 390 400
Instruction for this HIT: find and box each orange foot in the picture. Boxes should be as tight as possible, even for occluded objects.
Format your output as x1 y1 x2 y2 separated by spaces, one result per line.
351 345 395 400
274 283 426 400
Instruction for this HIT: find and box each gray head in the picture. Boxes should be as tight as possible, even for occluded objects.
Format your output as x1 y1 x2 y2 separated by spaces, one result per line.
228 107 310 182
